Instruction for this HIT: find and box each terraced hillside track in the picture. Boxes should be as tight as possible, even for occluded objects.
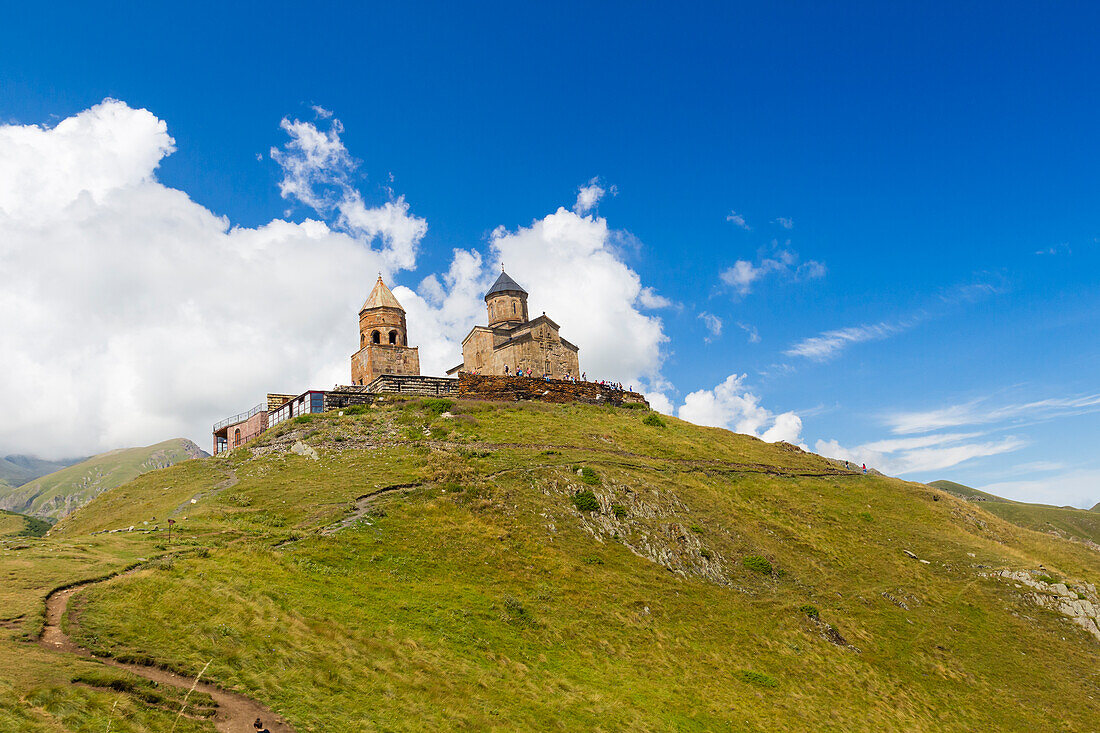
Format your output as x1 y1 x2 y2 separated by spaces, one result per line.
40 575 294 733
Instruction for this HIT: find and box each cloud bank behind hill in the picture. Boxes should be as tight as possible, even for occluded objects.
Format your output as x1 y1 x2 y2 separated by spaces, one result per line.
2 100 793 458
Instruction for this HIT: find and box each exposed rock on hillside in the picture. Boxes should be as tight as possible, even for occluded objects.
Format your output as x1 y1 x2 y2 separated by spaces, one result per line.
985 569 1100 641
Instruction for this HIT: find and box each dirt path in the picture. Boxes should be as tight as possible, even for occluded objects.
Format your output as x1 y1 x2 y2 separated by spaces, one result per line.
40 578 295 733
320 482 421 535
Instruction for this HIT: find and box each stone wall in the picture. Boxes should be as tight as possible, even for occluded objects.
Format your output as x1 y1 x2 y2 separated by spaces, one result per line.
456 373 648 407
363 375 457 396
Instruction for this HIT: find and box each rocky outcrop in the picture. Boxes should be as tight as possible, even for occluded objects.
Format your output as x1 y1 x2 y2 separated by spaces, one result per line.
539 470 730 586
985 569 1100 642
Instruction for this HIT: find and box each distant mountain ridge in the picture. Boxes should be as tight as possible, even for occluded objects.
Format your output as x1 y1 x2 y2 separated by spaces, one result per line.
0 454 86 488
0 439 207 520
930 479 1100 547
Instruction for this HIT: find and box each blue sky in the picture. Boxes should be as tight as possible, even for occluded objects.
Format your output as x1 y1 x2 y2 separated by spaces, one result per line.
2 2 1098 506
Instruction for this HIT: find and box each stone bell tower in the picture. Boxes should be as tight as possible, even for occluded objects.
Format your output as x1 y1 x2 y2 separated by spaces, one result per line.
484 268 529 328
350 276 420 385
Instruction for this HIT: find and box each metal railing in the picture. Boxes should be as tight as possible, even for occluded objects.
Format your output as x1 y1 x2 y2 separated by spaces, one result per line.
213 403 265 432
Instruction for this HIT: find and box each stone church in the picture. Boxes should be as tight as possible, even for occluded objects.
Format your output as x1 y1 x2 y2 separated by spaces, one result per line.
350 269 579 385
446 269 580 378
350 276 420 385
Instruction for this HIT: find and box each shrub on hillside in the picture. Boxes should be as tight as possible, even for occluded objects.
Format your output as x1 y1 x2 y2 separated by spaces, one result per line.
611 504 627 519
343 404 370 415
743 555 773 574
421 398 454 415
700 548 713 560
580 467 601 485
581 554 604 565
799 604 820 619
642 412 666 427
17 514 51 537
503 595 535 626
572 490 599 512
291 414 317 425
857 511 873 522
736 669 778 689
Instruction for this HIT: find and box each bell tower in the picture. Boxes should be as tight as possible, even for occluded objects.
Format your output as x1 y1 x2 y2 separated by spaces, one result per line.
350 276 420 385
484 267 529 329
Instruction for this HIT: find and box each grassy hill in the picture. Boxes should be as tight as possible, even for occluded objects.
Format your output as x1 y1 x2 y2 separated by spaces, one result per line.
0 509 51 538
1 399 1099 731
931 479 1100 547
927 479 1012 504
0 439 207 521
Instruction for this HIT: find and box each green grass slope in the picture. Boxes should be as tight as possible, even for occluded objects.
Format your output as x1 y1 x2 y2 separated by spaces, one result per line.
0 439 207 521
931 479 1100 547
0 509 51 538
2 400 1099 731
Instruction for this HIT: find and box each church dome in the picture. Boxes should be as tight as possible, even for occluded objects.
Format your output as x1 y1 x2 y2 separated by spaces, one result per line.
484 269 527 300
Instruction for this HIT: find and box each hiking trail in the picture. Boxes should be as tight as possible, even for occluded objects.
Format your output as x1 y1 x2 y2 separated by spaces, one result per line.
40 574 295 733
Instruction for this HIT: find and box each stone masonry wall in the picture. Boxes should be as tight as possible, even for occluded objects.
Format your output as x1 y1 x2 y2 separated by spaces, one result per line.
456 373 648 407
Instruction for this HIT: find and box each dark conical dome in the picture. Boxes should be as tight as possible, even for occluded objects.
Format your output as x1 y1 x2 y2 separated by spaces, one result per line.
485 269 527 300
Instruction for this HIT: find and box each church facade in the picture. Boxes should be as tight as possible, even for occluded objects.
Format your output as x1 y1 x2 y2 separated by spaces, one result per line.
447 269 580 378
350 276 420 385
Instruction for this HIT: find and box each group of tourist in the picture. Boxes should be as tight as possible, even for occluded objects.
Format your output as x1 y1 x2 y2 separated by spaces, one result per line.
461 366 631 393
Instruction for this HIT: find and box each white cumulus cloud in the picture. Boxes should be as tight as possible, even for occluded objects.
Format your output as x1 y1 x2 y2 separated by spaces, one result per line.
573 176 615 215
0 101 430 458
0 103 676 459
270 115 426 270
403 204 670 393
678 374 803 445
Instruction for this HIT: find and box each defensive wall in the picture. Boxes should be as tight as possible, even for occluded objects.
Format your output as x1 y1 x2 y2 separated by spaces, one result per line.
454 373 648 407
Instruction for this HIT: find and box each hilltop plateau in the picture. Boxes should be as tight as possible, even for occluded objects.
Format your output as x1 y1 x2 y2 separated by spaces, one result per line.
1 399 1098 731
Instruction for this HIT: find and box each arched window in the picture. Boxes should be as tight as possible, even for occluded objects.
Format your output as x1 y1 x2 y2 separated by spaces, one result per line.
512 302 516 314
372 330 381 344
361 332 366 347
233 428 241 447
389 330 397 344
